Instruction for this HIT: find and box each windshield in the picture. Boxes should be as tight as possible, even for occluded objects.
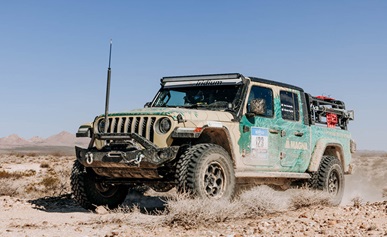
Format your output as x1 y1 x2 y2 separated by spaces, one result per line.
152 85 243 111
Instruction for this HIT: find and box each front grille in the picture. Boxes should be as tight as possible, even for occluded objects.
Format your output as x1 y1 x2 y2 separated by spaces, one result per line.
106 116 157 142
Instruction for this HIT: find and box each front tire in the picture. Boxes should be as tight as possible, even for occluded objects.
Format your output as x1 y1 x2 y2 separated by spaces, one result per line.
176 144 235 199
309 156 345 206
70 160 128 211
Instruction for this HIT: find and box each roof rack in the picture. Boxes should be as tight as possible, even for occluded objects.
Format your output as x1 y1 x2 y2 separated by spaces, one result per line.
307 94 354 130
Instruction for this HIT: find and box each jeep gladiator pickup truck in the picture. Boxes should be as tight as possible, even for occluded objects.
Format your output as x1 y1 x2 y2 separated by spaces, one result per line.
72 73 355 210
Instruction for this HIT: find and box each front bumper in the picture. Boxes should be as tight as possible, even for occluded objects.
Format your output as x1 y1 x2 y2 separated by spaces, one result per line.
75 132 179 179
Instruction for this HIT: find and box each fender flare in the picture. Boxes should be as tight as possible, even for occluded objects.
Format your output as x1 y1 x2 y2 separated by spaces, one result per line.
308 138 345 172
198 126 236 167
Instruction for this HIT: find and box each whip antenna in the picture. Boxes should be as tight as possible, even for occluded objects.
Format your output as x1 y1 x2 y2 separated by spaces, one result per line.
104 39 112 133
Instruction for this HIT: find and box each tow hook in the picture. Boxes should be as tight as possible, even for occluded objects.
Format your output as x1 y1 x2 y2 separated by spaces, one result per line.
86 152 94 165
135 153 144 165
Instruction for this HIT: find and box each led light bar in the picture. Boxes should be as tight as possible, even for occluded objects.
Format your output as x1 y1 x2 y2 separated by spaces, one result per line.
162 73 242 82
161 73 244 88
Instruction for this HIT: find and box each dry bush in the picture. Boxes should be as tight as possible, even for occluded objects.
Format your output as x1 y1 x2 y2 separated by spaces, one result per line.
25 152 38 157
163 186 294 228
0 170 36 179
40 176 60 190
90 186 336 230
25 168 70 197
383 188 387 198
55 168 72 195
164 194 240 228
50 151 65 157
8 152 25 158
91 205 163 229
0 180 20 196
7 152 37 158
288 188 332 209
238 185 290 216
25 176 58 196
40 162 50 168
351 196 363 208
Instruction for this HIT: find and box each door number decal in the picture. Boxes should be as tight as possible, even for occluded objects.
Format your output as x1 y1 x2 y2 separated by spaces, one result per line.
251 127 269 159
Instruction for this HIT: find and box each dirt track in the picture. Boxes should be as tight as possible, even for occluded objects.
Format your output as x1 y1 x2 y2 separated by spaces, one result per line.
0 152 386 236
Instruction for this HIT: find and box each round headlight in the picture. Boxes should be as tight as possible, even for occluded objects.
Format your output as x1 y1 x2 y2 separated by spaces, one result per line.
98 119 106 133
159 118 171 134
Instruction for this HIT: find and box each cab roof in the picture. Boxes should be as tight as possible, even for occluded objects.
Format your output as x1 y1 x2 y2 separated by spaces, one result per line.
161 73 304 92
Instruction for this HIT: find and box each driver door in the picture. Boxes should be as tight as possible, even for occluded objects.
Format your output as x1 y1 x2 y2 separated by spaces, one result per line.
239 85 280 169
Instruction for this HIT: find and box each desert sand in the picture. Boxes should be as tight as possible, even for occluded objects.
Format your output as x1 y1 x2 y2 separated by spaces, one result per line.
0 151 386 237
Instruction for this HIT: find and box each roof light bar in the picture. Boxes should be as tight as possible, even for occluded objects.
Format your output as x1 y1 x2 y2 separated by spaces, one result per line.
161 73 242 83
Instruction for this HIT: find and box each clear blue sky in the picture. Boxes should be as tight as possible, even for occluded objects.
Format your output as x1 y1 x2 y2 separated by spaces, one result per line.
0 1 386 151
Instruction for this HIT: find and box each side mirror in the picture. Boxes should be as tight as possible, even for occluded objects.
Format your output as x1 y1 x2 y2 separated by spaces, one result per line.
144 102 152 108
347 110 355 120
247 98 266 116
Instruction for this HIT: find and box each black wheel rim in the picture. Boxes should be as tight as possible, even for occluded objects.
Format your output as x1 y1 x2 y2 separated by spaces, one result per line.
328 169 339 196
204 162 226 198
95 182 119 198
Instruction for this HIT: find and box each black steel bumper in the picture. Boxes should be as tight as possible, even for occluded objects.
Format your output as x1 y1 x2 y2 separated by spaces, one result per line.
75 132 179 179
76 145 178 168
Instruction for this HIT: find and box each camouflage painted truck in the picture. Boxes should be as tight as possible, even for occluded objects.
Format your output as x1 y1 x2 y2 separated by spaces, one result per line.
72 73 356 210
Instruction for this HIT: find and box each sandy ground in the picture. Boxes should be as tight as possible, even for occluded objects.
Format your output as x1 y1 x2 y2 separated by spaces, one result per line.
0 151 386 237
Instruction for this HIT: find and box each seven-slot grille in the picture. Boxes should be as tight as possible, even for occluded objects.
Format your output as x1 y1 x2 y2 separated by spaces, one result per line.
105 116 157 142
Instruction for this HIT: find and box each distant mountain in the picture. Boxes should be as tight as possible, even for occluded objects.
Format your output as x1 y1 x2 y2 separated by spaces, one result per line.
29 136 45 144
0 134 30 146
0 131 89 148
45 131 77 146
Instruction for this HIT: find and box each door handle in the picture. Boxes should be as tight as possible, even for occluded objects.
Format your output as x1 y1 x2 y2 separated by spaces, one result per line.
294 132 304 137
269 129 279 134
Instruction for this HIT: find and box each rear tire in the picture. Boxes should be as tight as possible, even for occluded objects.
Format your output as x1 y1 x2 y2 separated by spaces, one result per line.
176 144 235 199
70 160 128 211
309 156 344 206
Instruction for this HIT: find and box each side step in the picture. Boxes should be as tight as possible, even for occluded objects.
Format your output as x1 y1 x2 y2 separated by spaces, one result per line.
235 171 311 179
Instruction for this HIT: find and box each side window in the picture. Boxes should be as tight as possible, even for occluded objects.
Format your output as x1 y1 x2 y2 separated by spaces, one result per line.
280 91 300 121
247 86 274 117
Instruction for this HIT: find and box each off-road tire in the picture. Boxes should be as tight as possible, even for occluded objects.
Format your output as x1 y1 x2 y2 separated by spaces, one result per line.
70 160 128 211
175 146 193 193
309 156 344 206
176 144 235 199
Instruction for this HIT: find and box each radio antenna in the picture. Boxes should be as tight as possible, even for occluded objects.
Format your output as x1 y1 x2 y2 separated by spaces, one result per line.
104 39 112 133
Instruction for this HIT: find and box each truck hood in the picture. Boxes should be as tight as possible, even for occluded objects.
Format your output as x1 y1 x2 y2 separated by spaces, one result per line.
100 107 235 122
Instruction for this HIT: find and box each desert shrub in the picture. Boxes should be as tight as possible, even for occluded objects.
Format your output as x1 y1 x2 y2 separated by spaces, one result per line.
288 188 332 209
25 171 68 197
0 170 36 179
55 168 71 195
164 194 240 228
98 185 336 229
238 185 289 216
40 162 50 168
50 151 65 157
383 188 387 198
8 152 25 158
163 186 294 228
351 196 363 208
0 180 20 196
90 204 164 230
40 176 60 190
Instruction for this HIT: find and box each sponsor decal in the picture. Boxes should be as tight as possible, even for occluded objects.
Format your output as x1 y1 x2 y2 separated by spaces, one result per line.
285 140 308 150
196 80 222 86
